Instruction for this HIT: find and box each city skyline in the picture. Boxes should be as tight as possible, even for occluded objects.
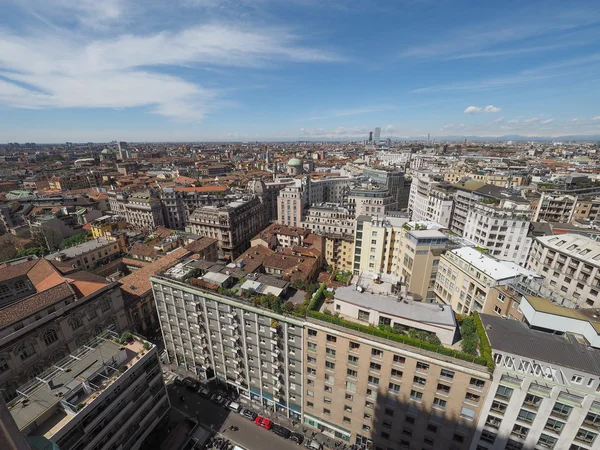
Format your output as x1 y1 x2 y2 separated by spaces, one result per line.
1 0 600 142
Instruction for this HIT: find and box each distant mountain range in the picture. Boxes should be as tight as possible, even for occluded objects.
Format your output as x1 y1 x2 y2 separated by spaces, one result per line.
295 134 600 143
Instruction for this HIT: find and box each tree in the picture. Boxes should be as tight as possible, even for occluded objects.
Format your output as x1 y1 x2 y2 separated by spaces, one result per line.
284 301 295 313
59 233 88 250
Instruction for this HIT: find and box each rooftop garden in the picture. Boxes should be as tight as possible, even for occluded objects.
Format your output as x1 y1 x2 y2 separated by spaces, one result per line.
307 310 492 369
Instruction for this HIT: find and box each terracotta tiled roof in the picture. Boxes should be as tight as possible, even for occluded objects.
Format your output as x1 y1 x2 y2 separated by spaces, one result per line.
0 283 74 327
174 185 228 193
129 243 160 259
0 259 38 283
119 247 191 299
185 236 218 254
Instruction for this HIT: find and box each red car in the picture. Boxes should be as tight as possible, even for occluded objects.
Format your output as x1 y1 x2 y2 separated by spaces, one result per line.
255 416 273 430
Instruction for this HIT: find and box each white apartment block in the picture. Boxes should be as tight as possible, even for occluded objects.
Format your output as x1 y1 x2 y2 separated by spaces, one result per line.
527 234 600 308
471 313 600 450
462 199 532 266
8 331 169 450
301 203 355 236
408 172 455 228
435 247 538 316
152 275 305 420
347 186 397 218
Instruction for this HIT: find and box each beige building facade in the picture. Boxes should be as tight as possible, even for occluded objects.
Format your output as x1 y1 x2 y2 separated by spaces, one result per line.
304 317 491 449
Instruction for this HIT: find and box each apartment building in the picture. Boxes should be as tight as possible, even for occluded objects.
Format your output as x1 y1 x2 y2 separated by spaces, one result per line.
435 247 539 315
573 197 600 222
304 315 491 449
89 215 127 239
409 172 455 228
527 234 600 308
353 217 449 302
277 178 307 227
276 176 355 227
347 185 397 218
462 195 532 266
107 190 165 229
451 181 530 247
471 313 600 450
158 186 230 230
395 224 450 302
363 166 409 208
533 193 577 223
353 215 406 276
324 234 354 273
151 273 305 420
48 172 102 191
0 258 128 402
8 331 169 450
186 196 268 259
45 236 123 271
301 203 355 236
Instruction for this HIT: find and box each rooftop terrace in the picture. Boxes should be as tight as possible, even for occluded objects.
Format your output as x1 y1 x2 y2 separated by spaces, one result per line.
9 331 149 438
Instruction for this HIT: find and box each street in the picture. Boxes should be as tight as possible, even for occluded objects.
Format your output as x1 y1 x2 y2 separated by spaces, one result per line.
167 383 309 450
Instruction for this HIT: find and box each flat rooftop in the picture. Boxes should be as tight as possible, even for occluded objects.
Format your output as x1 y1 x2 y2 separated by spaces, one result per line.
450 247 537 281
480 313 600 375
335 284 456 328
10 334 146 438
46 237 113 260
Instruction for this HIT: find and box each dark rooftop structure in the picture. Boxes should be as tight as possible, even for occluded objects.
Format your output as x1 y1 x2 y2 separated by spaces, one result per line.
480 313 600 375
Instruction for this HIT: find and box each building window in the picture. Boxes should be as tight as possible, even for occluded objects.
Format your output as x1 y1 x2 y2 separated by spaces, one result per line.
410 390 423 402
517 409 536 424
575 428 598 445
0 357 8 373
358 309 370 321
536 434 557 449
551 402 572 420
70 317 83 331
393 354 406 365
388 383 400 394
18 343 36 361
440 368 454 379
495 385 513 401
480 430 497 444
433 397 447 410
87 308 98 320
511 424 529 439
326 334 336 343
43 329 59 346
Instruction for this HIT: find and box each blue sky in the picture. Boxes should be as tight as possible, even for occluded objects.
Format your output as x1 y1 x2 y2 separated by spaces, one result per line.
0 0 599 142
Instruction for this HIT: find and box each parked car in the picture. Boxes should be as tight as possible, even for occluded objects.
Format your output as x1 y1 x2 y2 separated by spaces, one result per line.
197 386 211 398
210 393 225 405
304 440 323 450
271 424 291 439
291 432 304 445
240 408 258 421
184 378 200 391
174 375 185 386
226 401 241 413
254 416 273 430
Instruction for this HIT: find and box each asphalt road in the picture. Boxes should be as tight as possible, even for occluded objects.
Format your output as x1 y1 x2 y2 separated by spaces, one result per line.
168 384 306 450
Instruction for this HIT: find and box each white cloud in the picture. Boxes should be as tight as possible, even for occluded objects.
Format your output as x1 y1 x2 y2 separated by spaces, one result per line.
385 125 395 133
494 117 504 123
0 22 342 120
593 116 600 120
523 117 540 124
464 105 501 114
464 106 481 115
572 118 581 122
507 119 519 124
540 119 554 124
484 105 501 113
